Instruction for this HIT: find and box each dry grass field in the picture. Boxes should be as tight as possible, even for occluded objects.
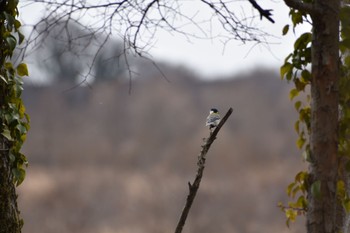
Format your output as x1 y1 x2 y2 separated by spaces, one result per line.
18 69 306 233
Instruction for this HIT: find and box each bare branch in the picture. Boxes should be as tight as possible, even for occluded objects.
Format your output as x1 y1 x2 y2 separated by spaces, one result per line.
174 107 233 233
26 0 271 51
247 0 274 23
132 0 158 49
22 0 273 88
199 0 266 42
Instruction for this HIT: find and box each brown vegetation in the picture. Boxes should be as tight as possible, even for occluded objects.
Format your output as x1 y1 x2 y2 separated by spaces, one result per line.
19 69 305 233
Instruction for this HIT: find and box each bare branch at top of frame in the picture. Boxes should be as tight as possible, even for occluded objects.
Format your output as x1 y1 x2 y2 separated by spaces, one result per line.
21 0 274 88
25 0 272 52
247 0 274 23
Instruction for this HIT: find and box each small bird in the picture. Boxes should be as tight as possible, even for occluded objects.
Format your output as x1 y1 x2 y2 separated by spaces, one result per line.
206 108 221 130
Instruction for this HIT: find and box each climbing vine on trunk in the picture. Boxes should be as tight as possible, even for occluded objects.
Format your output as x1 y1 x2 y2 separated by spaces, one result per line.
0 0 29 186
0 0 29 232
279 2 350 233
278 7 312 226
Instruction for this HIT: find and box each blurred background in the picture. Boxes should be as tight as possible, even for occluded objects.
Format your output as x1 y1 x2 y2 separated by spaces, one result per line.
18 66 307 233
16 1 309 233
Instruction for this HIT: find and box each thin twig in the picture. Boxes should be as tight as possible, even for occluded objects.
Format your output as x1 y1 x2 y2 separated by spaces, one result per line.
174 107 233 233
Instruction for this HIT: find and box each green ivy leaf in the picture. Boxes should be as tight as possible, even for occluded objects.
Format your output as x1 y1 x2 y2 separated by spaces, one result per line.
18 102 25 118
295 171 307 183
290 9 303 27
296 135 305 149
3 12 15 31
299 107 311 125
12 167 25 186
287 182 296 197
280 62 293 79
16 123 27 134
294 120 300 133
341 26 350 39
6 35 17 51
289 88 299 100
9 152 16 163
296 195 307 209
294 33 312 50
301 69 311 82
340 6 350 25
0 75 7 84
7 0 19 15
345 56 350 67
311 180 321 199
18 31 25 44
344 198 350 213
285 209 297 227
282 24 289 36
341 39 350 50
337 180 346 197
295 101 302 111
14 19 21 30
294 78 306 91
24 113 30 123
5 62 13 70
17 63 28 77
2 128 13 141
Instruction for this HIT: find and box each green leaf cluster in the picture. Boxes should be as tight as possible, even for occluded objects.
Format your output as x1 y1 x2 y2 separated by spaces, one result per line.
0 0 29 186
279 171 308 227
337 5 350 214
337 180 350 213
280 3 350 227
280 25 311 160
279 6 312 226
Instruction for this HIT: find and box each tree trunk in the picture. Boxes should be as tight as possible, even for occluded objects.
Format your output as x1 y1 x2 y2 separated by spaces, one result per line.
0 90 22 233
0 4 23 229
307 1 341 233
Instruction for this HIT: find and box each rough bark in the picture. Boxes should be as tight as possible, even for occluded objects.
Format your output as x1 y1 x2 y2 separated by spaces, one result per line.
0 134 22 233
307 1 340 233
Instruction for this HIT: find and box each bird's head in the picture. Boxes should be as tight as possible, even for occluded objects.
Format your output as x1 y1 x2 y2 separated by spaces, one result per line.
210 108 219 114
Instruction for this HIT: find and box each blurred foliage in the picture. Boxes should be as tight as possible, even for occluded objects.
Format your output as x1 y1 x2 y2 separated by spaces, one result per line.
35 18 91 84
94 40 127 82
31 18 132 85
338 4 350 214
279 6 314 226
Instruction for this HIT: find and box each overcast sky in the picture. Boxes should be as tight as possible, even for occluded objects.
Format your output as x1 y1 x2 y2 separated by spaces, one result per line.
19 0 311 80
146 0 311 78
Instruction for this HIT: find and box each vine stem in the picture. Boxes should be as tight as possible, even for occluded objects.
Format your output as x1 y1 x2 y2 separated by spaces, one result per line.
174 107 233 233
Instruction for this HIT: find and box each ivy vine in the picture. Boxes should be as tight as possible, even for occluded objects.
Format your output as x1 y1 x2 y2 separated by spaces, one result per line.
279 3 350 226
338 4 350 213
0 0 29 186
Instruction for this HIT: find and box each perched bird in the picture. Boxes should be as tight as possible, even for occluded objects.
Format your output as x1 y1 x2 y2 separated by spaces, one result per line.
206 108 221 130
